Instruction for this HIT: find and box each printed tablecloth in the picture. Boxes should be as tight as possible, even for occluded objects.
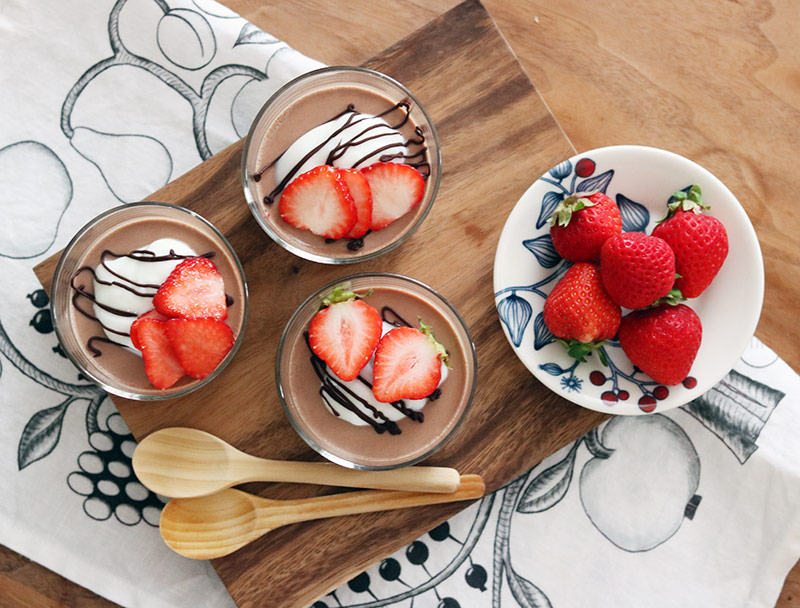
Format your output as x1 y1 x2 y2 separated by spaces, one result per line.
1 1 799 607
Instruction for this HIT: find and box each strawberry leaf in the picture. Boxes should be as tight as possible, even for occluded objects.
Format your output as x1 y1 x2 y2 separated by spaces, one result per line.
320 285 373 307
555 338 607 364
649 287 686 307
419 318 450 368
547 193 597 227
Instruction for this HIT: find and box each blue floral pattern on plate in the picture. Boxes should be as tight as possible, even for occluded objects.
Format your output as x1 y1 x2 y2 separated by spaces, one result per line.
492 147 715 414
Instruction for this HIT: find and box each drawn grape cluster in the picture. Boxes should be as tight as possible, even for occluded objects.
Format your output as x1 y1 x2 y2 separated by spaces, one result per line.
67 412 165 526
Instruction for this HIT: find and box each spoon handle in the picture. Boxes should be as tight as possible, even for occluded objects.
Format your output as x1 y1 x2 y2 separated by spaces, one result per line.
249 459 462 493
256 474 484 531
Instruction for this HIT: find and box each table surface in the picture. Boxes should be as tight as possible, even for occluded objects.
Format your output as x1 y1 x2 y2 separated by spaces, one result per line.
3 1 798 606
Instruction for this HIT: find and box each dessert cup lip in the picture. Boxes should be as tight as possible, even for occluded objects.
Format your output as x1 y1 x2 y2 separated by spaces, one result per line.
51 201 249 401
276 272 477 470
241 65 442 265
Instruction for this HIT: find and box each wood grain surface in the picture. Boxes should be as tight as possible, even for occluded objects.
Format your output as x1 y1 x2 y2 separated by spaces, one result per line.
8 0 800 606
34 2 602 606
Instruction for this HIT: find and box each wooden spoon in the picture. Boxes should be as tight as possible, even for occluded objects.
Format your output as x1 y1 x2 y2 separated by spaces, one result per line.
133 427 461 497
160 474 484 559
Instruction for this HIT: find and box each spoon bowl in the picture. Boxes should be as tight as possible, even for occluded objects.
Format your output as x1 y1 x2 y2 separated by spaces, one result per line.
160 489 260 558
133 427 462 497
160 474 485 559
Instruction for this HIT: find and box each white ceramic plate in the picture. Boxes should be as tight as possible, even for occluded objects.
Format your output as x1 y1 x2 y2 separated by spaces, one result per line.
493 145 764 415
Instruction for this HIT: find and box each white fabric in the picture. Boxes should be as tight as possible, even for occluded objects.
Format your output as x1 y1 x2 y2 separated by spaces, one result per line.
0 1 321 606
325 338 800 608
2 2 799 608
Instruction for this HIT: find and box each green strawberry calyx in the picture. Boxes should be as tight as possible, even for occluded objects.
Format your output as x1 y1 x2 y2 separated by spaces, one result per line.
320 285 373 308
648 286 686 308
658 184 710 223
555 338 609 366
547 191 599 227
419 318 451 369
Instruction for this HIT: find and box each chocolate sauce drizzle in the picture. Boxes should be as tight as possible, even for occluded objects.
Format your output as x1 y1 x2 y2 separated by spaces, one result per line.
252 100 430 249
70 248 229 357
307 305 442 435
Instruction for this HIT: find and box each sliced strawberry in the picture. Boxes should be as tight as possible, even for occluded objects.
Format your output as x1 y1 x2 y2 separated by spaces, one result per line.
372 322 448 403
360 163 425 231
165 318 234 380
133 318 185 390
130 309 169 350
279 165 356 239
309 292 382 382
153 257 227 321
338 169 373 239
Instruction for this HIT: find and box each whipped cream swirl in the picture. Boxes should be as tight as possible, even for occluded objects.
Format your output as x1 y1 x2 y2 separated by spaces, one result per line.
71 238 197 352
275 111 408 185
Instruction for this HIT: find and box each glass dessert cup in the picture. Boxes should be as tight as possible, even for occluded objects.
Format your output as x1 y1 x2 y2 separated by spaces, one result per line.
277 273 477 470
242 66 442 265
51 202 248 401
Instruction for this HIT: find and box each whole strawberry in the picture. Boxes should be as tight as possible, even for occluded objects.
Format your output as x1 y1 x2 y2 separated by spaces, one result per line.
543 263 621 362
548 192 622 262
618 303 702 385
600 232 676 309
651 185 728 298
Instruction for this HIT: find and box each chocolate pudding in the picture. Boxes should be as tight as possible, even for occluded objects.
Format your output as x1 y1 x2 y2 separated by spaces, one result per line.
52 203 247 399
278 274 476 469
243 67 441 264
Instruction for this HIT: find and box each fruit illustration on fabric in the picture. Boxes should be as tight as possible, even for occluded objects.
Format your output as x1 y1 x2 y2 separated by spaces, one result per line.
579 415 701 551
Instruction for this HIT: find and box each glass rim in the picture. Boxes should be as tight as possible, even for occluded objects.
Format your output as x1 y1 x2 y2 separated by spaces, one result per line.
51 201 249 401
275 272 477 470
241 65 442 265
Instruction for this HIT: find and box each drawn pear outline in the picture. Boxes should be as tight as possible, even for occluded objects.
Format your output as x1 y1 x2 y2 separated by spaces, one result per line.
0 141 72 259
69 127 172 203
579 415 701 552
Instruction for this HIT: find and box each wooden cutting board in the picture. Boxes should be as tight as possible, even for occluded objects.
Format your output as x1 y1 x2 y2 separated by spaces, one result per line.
35 1 608 605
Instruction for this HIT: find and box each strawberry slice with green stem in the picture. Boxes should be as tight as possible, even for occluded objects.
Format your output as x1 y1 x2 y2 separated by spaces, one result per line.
372 319 449 403
309 286 383 382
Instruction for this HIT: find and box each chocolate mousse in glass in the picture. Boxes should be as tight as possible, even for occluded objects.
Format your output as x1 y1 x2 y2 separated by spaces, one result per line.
242 66 441 264
51 202 248 400
277 273 477 470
